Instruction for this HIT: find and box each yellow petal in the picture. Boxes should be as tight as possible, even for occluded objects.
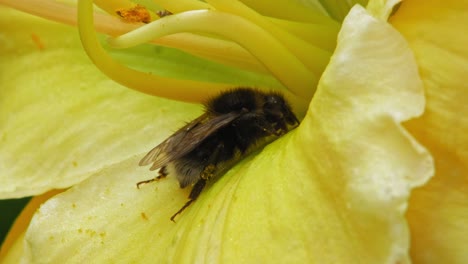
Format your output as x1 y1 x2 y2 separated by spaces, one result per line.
391 1 468 263
367 0 401 20
24 5 432 263
295 4 433 261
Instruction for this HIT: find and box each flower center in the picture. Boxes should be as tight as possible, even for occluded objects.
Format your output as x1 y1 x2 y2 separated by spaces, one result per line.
1 0 360 111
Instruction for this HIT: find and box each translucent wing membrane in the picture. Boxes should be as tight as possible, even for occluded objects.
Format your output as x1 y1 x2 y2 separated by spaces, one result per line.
139 112 242 170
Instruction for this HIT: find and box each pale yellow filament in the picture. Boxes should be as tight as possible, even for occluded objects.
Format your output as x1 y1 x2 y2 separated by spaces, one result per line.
0 0 143 36
206 0 331 81
239 0 336 24
1 0 333 81
108 10 315 98
155 33 270 74
153 0 212 13
0 0 81 26
93 0 135 15
77 0 236 102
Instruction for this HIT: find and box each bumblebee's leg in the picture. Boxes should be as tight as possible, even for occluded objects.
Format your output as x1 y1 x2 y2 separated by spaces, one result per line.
136 166 168 189
201 164 217 180
201 140 226 180
170 142 224 221
170 178 206 222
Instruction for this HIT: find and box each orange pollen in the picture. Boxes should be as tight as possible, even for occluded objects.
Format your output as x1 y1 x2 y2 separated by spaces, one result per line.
115 5 151 24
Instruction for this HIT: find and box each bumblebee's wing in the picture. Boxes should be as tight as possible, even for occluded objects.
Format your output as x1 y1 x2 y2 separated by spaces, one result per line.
138 114 211 168
139 112 241 170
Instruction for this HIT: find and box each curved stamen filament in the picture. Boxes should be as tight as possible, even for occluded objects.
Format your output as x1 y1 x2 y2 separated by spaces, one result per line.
0 0 144 37
269 18 338 51
0 0 267 74
2 0 311 109
1 0 327 86
78 0 234 102
0 0 80 26
93 0 135 15
206 0 331 82
238 0 336 24
155 33 270 74
152 0 212 13
108 10 315 98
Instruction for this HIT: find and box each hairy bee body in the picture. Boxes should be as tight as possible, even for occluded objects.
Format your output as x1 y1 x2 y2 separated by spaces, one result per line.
138 88 299 221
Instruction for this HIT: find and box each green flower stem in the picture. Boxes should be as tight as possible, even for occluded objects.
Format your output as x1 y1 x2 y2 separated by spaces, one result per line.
108 9 316 98
78 0 233 102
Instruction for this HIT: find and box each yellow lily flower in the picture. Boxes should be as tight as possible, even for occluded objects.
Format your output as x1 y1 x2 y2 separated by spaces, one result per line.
0 0 465 263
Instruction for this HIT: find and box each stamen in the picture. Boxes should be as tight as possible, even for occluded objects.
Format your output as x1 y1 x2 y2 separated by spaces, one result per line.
0 0 143 36
0 0 265 74
93 0 135 15
206 0 332 92
93 0 156 24
153 0 212 13
77 0 234 102
1 0 333 95
0 0 80 26
238 0 337 24
269 18 339 51
115 5 152 23
108 10 315 98
317 0 358 22
2 0 313 109
154 33 270 74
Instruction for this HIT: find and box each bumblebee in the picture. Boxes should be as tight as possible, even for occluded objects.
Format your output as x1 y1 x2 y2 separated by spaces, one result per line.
138 88 299 221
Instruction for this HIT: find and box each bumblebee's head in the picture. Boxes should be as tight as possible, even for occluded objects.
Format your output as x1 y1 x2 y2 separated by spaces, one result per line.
263 93 300 132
